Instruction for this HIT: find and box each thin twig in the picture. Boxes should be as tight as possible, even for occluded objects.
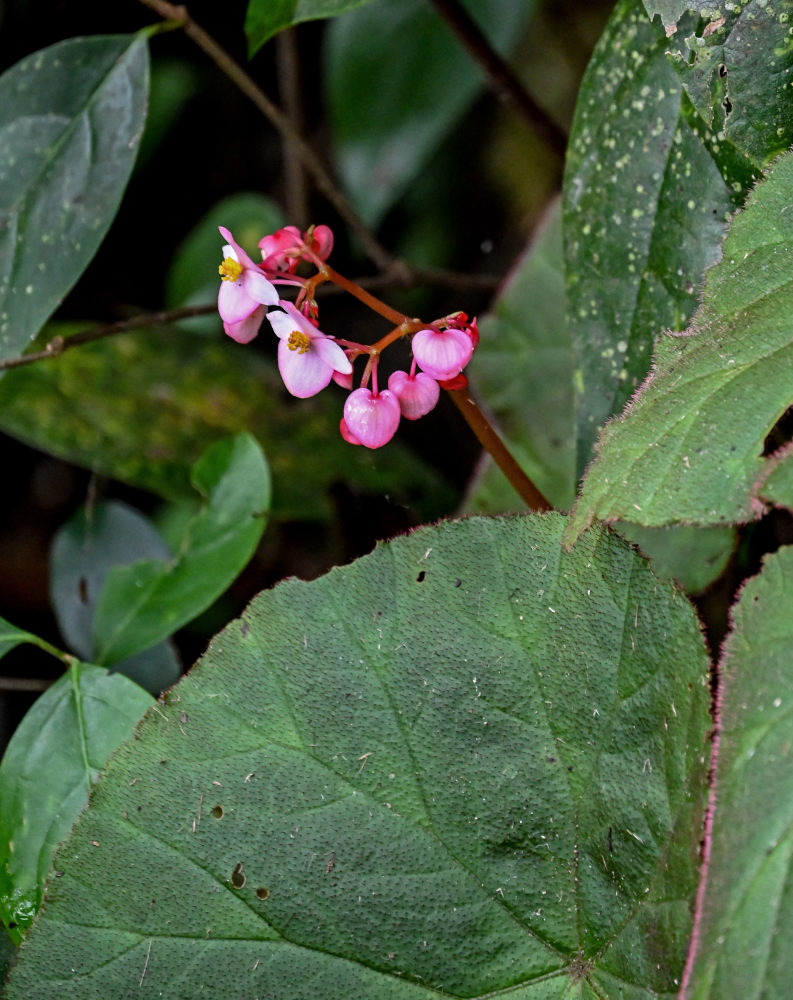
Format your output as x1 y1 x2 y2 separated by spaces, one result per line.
0 305 215 372
276 29 309 227
0 676 54 692
137 0 399 274
427 0 568 162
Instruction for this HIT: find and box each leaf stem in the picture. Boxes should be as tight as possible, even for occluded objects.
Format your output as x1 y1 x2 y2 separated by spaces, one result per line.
447 386 552 511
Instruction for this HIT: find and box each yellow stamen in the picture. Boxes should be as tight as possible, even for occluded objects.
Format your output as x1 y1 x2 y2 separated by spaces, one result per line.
287 330 311 354
219 257 243 282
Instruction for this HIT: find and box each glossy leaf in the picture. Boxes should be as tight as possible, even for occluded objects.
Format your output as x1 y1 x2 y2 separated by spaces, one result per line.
0 35 149 361
566 149 793 540
0 663 153 944
683 544 793 1000
0 325 455 523
91 435 269 665
325 0 534 226
564 0 738 476
50 502 181 691
466 203 576 513
245 0 374 55
4 515 710 998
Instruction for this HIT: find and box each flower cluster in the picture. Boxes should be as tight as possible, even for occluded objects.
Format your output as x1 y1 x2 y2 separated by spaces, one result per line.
217 224 478 448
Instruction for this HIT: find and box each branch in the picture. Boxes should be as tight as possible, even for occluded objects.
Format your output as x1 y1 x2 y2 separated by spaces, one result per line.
137 0 400 275
276 29 309 227
427 0 568 162
0 305 216 372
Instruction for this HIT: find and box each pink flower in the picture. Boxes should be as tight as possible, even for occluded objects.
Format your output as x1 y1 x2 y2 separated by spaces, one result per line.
218 227 279 338
387 370 439 420
258 226 303 272
306 224 334 261
267 301 352 398
411 326 474 381
223 305 267 345
343 388 401 448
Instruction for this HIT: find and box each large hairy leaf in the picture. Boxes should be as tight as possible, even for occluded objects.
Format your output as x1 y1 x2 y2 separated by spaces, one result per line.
325 0 534 226
564 0 741 477
0 664 153 943
0 36 149 361
566 148 793 540
4 515 710 998
683 544 793 1000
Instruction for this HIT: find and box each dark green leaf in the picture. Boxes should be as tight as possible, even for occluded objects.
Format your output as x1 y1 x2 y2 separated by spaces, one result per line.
4 515 710 998
0 618 39 662
91 434 269 665
564 0 738 476
0 36 149 360
164 192 284 337
566 149 793 541
465 202 576 513
683 544 793 1000
757 445 793 512
0 325 456 523
50 502 181 691
245 0 374 56
615 522 735 596
325 0 534 226
0 663 153 944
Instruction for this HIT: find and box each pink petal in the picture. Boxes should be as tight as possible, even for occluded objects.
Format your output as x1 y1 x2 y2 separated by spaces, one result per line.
343 388 400 449
240 267 279 306
388 370 439 420
224 305 266 344
278 338 334 397
339 417 362 445
309 224 334 260
411 327 474 381
313 335 353 374
218 279 261 324
218 226 258 271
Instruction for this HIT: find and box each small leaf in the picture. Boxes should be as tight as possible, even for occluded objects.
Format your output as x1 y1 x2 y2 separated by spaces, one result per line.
616 522 735 596
465 202 576 513
0 617 40 662
4 515 710 998
50 502 181 691
245 0 375 56
91 434 270 665
566 148 793 541
325 0 535 226
564 0 740 476
0 663 153 943
683 544 793 1000
757 445 793 512
0 35 149 360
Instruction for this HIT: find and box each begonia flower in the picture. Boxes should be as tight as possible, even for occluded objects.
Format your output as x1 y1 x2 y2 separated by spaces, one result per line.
259 226 303 272
388 370 439 420
267 301 352 398
343 387 401 449
218 226 279 333
307 224 334 261
411 326 474 381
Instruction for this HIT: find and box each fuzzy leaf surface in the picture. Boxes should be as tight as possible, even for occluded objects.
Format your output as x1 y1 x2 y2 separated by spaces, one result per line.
0 664 153 943
0 35 148 360
567 148 793 540
684 544 793 1000
4 515 709 999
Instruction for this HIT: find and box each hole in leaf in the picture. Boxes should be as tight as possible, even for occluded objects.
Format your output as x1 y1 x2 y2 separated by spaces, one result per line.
416 571 426 582
211 805 223 819
230 862 246 889
718 63 727 77
256 887 270 900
